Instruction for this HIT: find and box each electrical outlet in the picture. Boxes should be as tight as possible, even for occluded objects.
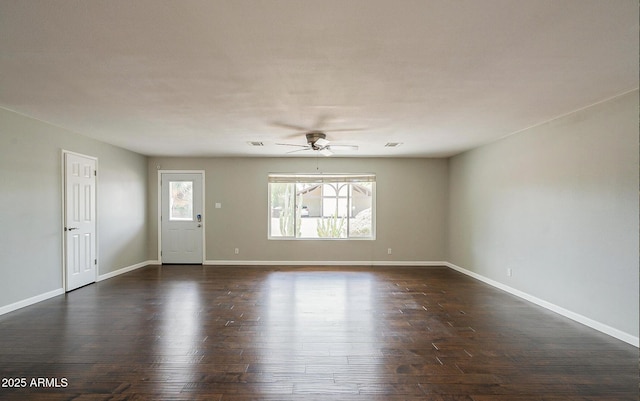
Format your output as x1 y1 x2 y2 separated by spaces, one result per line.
234 248 239 255
507 268 512 277
387 248 392 255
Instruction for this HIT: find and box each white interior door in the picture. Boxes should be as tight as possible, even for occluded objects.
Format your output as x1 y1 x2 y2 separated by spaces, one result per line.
161 172 204 264
64 152 97 291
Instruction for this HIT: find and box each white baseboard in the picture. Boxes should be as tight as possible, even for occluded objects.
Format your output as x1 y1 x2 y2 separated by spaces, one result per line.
97 260 156 281
204 260 448 267
0 288 65 316
3 260 636 348
445 262 639 348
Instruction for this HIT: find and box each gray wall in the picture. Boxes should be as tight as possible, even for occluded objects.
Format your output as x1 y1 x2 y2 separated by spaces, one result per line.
448 91 639 338
147 157 449 263
0 108 148 308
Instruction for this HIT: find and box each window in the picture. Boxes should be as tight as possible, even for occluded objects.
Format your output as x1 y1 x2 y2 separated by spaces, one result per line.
169 181 193 221
268 174 375 239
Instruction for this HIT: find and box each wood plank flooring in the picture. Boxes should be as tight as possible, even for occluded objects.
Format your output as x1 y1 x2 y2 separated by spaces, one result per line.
0 265 637 400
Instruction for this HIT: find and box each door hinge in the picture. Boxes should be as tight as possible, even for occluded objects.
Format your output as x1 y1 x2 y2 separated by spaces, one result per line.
94 259 97 265
94 170 97 176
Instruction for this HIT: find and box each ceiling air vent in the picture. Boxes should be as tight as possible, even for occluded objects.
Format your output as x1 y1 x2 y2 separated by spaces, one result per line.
384 142 402 148
248 141 264 147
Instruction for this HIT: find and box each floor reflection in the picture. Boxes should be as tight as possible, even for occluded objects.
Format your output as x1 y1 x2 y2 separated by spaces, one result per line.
155 281 203 391
262 270 379 395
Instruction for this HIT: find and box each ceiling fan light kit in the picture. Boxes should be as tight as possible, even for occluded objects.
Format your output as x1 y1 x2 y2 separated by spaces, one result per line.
275 130 357 156
307 132 328 149
319 147 333 157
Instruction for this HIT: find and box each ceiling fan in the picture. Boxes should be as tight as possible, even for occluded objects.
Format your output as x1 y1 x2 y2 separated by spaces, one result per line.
276 131 358 156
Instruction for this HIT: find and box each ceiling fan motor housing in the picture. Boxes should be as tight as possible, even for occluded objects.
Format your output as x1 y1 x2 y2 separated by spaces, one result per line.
306 131 327 149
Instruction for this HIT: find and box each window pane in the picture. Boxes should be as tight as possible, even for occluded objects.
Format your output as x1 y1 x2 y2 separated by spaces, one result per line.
169 181 193 221
297 184 319 238
299 184 321 217
270 183 296 237
349 183 373 237
322 197 336 217
337 198 348 217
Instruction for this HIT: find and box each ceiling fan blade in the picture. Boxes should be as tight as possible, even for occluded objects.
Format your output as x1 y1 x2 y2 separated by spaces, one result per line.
322 128 367 133
328 144 359 150
286 147 311 154
276 143 309 148
313 114 331 130
319 147 333 157
279 132 307 140
271 121 312 131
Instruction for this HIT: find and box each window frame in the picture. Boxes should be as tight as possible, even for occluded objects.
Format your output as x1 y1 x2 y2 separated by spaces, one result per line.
268 173 376 240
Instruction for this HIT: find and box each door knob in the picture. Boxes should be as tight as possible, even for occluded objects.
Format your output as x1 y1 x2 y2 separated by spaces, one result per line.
66 227 79 231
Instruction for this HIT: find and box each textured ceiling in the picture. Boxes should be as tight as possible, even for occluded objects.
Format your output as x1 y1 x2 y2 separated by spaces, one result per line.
0 0 637 157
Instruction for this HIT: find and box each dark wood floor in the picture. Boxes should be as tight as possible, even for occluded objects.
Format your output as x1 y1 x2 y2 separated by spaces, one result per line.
0 265 637 400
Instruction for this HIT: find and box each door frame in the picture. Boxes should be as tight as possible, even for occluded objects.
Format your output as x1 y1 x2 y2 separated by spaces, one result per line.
157 170 206 263
61 150 98 291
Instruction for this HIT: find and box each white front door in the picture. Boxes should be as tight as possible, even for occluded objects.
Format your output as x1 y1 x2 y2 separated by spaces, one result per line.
161 172 204 264
64 152 97 291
